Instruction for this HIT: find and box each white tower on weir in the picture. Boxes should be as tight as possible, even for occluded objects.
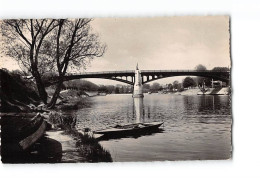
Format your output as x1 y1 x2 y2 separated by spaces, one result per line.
133 63 144 98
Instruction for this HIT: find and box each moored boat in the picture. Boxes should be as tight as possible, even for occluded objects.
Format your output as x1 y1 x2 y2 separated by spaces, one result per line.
94 121 164 136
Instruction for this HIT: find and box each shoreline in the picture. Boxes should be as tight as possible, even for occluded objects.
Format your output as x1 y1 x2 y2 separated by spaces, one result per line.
146 87 230 96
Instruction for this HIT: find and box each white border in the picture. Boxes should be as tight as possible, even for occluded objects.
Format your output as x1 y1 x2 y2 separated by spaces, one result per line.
1 0 260 179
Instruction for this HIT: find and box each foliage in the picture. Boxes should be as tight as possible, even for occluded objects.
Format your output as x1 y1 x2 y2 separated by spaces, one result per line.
194 64 211 87
63 79 99 91
100 85 116 94
1 19 58 74
1 19 106 107
167 83 173 91
150 82 162 92
46 19 107 108
177 84 184 92
113 85 132 94
1 19 60 103
42 19 106 74
115 87 120 94
211 67 230 71
0 69 40 112
183 77 196 88
195 64 207 71
173 80 179 89
48 111 112 162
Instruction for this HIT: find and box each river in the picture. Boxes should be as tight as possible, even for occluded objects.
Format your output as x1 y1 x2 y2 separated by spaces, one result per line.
74 94 231 162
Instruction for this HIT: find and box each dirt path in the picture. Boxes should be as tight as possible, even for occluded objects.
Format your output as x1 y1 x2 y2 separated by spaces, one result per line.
45 130 86 163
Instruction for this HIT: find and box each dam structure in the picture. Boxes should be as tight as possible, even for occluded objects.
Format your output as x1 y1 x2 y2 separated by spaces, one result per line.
133 64 144 98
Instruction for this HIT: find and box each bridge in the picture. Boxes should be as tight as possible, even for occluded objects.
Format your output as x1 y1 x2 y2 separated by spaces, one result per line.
63 69 230 85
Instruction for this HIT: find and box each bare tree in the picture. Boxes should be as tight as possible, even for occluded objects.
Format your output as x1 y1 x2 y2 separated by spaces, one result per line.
1 19 58 103
46 19 106 108
1 19 106 107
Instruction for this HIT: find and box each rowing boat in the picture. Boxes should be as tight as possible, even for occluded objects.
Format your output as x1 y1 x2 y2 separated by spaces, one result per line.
94 122 164 136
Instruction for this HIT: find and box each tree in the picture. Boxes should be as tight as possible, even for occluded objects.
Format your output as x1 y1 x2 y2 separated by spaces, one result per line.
1 19 106 108
44 19 106 108
142 84 151 93
98 85 108 93
167 83 173 91
212 67 230 71
150 82 161 92
194 64 211 87
106 85 115 94
63 79 99 91
115 87 120 94
173 80 179 89
183 77 196 88
177 83 184 92
1 19 59 103
195 64 207 71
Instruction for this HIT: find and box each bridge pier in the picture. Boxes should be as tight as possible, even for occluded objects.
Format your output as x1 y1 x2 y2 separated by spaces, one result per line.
133 64 144 98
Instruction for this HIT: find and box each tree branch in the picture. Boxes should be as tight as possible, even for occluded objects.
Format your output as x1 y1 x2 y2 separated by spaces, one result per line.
7 21 32 46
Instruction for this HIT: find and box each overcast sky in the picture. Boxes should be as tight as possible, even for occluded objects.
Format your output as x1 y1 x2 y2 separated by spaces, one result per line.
89 16 230 84
0 16 230 85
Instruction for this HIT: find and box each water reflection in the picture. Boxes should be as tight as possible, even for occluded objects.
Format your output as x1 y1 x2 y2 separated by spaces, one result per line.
74 94 231 161
133 97 144 123
97 97 164 141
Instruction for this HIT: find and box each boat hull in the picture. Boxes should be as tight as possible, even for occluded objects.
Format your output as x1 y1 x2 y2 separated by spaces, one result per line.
94 122 163 137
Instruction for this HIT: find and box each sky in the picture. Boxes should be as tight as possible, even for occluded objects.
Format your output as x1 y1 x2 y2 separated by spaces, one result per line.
0 16 230 85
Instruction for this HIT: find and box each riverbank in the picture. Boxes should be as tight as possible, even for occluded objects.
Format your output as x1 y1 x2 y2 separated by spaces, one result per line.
45 111 112 162
45 128 112 163
174 87 230 95
1 111 112 163
0 70 112 163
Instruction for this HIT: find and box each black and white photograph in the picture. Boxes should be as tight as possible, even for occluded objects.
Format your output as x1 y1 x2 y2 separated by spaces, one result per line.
0 16 232 163
1 1 260 179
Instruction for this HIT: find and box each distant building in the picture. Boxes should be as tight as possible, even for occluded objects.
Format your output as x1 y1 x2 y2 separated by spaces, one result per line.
211 79 226 88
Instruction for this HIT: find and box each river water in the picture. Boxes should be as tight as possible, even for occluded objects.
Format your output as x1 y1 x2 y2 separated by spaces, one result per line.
74 94 232 162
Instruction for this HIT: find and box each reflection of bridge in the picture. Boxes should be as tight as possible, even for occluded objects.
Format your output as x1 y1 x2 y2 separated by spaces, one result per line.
63 70 230 85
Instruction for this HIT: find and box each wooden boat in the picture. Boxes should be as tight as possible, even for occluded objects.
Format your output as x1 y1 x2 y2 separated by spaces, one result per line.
94 122 164 136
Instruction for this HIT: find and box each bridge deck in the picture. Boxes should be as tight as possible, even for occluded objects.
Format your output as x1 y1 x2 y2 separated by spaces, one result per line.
45 70 230 86
66 70 230 76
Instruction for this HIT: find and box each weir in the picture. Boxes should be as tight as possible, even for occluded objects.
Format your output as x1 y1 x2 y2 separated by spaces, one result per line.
132 64 144 98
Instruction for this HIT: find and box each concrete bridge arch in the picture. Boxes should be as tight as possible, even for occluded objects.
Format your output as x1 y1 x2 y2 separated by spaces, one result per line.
62 70 230 86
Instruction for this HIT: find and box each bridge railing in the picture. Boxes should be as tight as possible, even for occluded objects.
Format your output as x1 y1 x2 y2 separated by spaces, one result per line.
66 70 135 76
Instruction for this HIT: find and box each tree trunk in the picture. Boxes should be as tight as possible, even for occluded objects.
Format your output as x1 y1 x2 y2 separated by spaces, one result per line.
33 70 48 104
47 78 63 109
